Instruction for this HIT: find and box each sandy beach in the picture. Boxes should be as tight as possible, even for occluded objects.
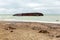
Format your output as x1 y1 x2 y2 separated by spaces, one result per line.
0 21 60 40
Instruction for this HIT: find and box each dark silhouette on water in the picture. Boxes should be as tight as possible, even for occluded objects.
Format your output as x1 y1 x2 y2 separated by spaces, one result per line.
56 20 59 21
13 12 44 16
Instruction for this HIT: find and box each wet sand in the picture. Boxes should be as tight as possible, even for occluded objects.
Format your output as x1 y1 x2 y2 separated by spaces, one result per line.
0 21 60 40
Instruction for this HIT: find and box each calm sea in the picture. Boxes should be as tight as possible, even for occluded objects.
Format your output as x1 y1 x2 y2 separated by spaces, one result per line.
0 14 60 22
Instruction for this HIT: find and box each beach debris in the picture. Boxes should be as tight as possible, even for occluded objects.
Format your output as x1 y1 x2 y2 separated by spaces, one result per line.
4 26 16 32
56 35 60 38
5 26 16 30
4 23 16 30
10 30 13 32
8 26 16 30
5 26 16 33
38 30 49 33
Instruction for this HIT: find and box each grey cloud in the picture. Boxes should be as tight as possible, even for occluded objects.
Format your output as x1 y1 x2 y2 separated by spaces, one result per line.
0 0 60 14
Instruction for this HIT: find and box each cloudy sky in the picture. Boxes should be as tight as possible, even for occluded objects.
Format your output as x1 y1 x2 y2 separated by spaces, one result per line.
0 0 60 14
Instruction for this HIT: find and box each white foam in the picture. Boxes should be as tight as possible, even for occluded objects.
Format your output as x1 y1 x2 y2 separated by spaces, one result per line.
0 19 60 24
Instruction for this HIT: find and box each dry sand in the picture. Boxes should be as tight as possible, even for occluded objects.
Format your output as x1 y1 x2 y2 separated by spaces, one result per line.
0 21 60 40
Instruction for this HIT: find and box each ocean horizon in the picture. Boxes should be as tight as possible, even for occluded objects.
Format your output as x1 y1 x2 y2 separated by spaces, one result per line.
0 14 60 23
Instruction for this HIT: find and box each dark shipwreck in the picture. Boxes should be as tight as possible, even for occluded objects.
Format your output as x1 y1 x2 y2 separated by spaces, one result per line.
13 12 44 16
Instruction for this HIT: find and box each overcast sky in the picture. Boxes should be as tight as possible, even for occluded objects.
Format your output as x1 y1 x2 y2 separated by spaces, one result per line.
0 0 60 14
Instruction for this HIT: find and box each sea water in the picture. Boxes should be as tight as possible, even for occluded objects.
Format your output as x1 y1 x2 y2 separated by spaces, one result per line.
0 14 60 22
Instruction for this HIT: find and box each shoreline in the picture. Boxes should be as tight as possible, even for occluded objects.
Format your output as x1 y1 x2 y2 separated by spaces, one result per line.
0 19 60 24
